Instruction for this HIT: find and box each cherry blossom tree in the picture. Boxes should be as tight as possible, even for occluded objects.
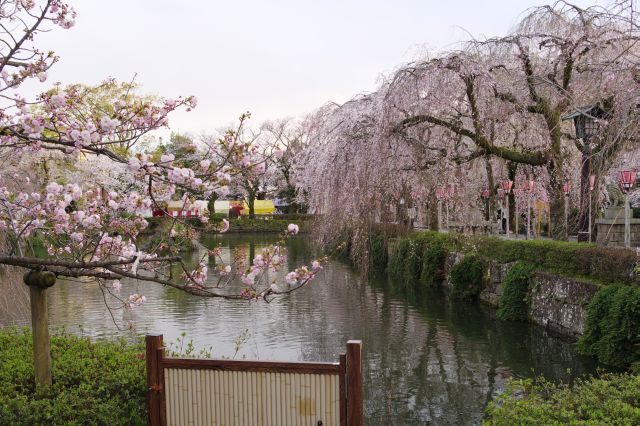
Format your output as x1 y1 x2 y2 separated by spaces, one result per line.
0 0 322 386
302 1 640 249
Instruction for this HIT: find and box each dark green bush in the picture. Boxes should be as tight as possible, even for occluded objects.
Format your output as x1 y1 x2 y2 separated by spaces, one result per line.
403 240 423 285
0 328 146 425
413 231 639 285
497 262 534 321
578 284 640 368
450 255 484 300
419 243 447 288
484 373 640 425
208 212 226 223
389 238 410 283
368 232 387 271
226 218 308 233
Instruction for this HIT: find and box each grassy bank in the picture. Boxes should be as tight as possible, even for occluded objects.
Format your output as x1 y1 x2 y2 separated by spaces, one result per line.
410 231 638 285
0 328 146 425
224 218 311 233
484 373 640 425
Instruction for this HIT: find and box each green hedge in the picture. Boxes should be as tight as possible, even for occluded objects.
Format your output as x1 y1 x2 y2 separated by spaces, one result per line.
415 231 638 285
419 242 447 288
497 262 535 322
368 232 388 272
484 373 640 425
578 284 640 369
0 328 146 425
450 255 484 300
224 218 309 233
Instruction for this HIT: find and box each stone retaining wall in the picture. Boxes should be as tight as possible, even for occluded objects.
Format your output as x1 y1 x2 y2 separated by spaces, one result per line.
444 253 598 338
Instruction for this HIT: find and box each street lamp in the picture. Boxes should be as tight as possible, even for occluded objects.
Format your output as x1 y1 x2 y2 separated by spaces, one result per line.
563 181 571 240
562 105 607 241
497 188 505 234
513 187 523 238
525 179 535 240
589 174 596 243
501 180 513 238
618 170 637 248
435 187 446 231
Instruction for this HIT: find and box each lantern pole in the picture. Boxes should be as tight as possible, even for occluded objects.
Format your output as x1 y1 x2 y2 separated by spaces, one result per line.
563 181 571 240
501 180 513 238
589 175 595 243
618 170 636 248
626 191 630 248
524 179 535 240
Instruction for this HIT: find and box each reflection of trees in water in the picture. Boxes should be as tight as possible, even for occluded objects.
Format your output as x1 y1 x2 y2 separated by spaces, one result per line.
42 235 604 425
0 264 29 328
296 266 604 425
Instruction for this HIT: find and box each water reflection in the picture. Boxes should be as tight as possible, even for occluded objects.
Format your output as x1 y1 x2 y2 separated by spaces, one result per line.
34 234 605 425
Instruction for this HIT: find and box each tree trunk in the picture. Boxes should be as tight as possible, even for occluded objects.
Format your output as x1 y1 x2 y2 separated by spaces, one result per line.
207 193 218 214
248 197 255 216
548 181 567 240
23 271 56 387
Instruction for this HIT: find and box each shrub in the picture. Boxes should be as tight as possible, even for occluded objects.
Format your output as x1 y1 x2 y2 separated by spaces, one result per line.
419 243 447 288
208 212 226 224
497 262 534 321
450 255 484 300
403 240 423 285
388 238 410 283
484 373 640 425
226 218 308 233
413 231 639 285
0 328 146 425
577 284 640 368
368 232 387 272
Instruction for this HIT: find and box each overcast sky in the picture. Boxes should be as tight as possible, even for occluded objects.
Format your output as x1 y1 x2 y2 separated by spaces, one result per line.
30 0 602 134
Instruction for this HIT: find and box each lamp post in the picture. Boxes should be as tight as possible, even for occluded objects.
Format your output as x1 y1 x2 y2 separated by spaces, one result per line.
618 170 637 248
436 187 445 231
513 187 522 239
497 188 505 235
525 179 535 240
501 180 513 238
562 106 607 241
563 181 571 240
589 174 596 243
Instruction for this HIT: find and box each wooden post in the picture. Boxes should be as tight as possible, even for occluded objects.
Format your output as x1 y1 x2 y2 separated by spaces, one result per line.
346 340 363 426
146 334 164 426
23 270 56 387
339 353 347 426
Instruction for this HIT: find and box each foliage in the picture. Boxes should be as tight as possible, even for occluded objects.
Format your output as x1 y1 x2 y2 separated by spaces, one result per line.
221 218 309 233
388 238 410 283
402 240 423 285
0 328 146 425
415 232 638 285
450 255 484 300
208 212 226 224
484 373 640 425
578 284 640 368
165 332 213 358
497 262 535 321
368 232 387 272
419 242 447 289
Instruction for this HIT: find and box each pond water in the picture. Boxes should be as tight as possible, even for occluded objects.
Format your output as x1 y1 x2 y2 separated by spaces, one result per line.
42 233 603 425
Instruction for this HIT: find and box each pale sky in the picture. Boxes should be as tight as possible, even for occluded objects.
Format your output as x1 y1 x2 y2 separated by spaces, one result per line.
30 0 602 134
